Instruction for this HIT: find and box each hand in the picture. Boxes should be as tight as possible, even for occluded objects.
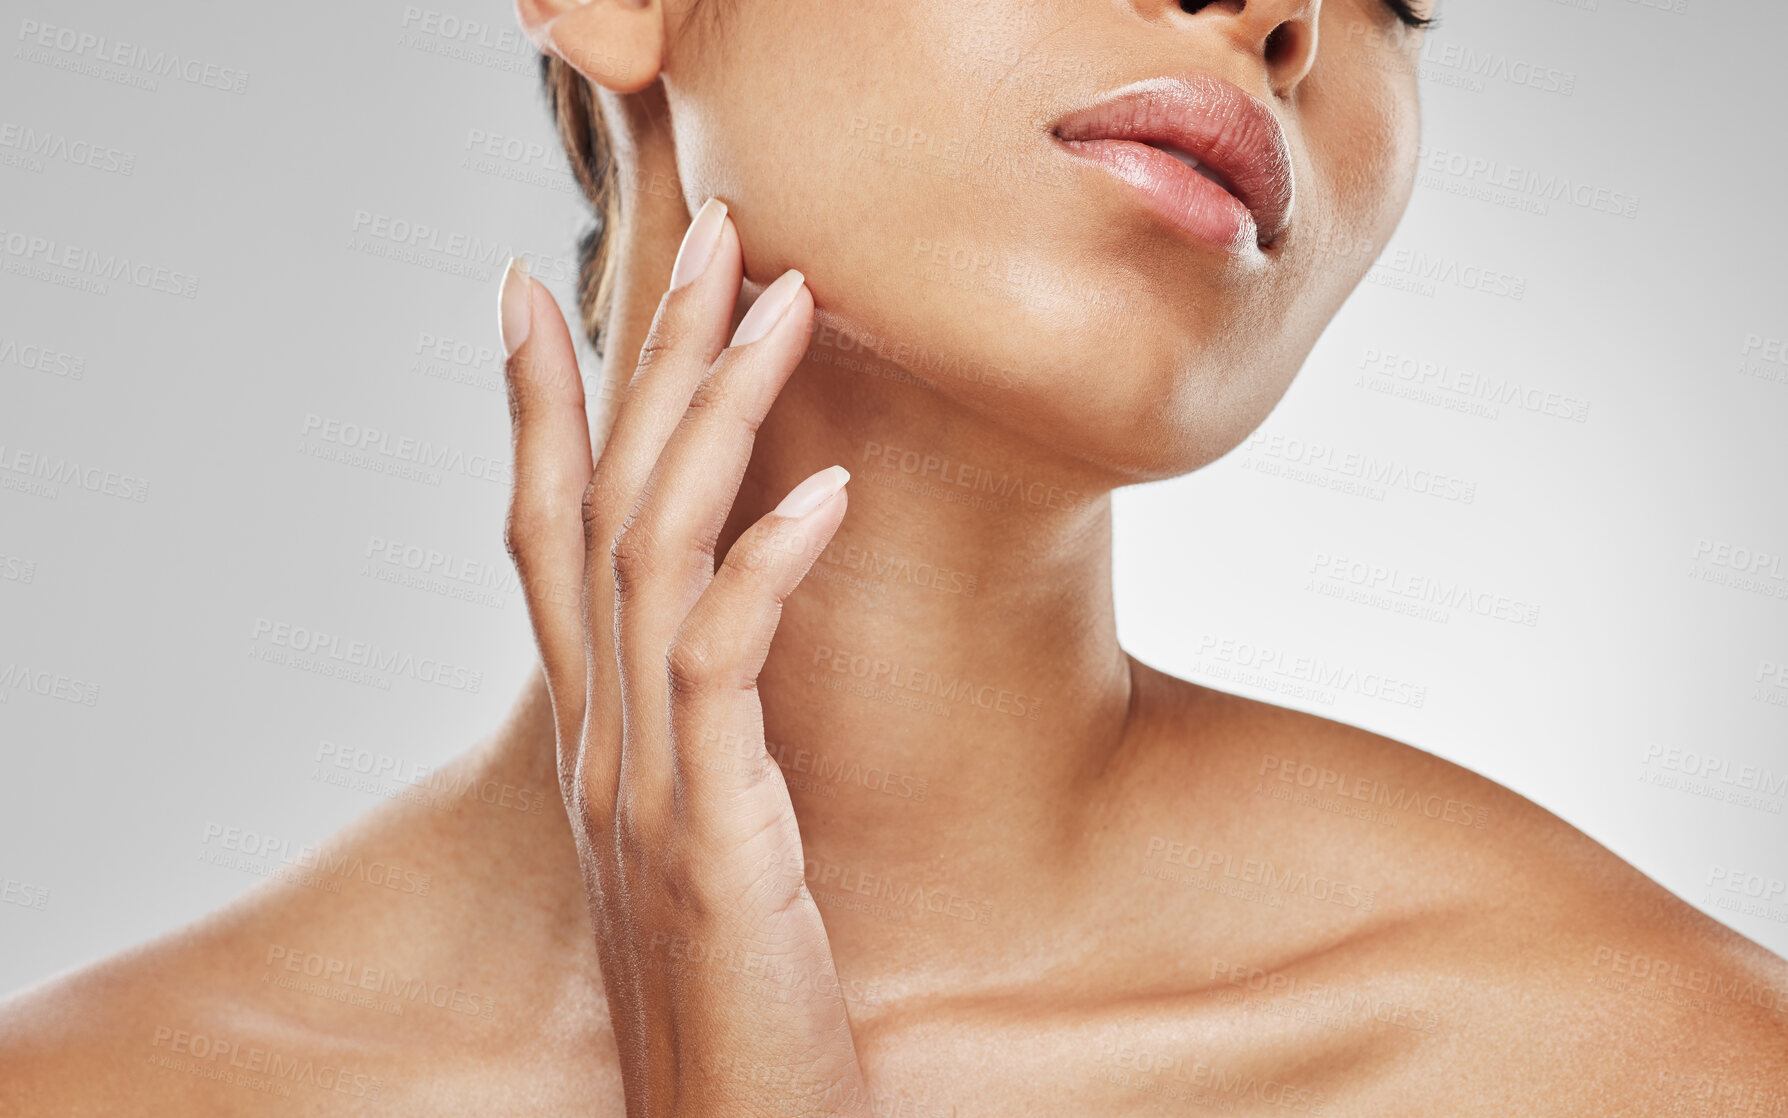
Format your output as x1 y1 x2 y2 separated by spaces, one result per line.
497 199 869 1117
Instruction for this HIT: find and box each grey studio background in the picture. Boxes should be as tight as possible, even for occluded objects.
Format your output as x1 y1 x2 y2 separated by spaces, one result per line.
3 0 1785 1000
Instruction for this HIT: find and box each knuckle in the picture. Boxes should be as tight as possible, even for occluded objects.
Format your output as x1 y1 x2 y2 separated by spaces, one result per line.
502 509 531 570
583 478 630 569
608 518 654 599
505 499 567 562
727 530 778 578
686 369 767 439
581 471 620 537
614 793 672 855
631 328 679 382
610 805 650 857
682 369 729 417
665 633 718 696
580 476 603 531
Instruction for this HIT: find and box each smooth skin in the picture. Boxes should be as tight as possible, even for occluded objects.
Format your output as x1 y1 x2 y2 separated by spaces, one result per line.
4 0 1787 1113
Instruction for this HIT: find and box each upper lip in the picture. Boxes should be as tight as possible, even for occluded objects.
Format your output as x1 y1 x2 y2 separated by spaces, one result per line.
1051 74 1295 247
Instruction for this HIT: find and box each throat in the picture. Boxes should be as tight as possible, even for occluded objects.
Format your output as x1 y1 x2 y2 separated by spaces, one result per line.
729 349 1139 867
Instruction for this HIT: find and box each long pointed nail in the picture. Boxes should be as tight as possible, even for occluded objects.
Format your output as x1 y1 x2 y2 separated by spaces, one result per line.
669 198 729 292
499 256 533 358
731 269 806 348
774 465 850 519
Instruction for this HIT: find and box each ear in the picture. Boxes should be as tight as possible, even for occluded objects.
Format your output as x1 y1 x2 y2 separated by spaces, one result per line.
514 0 664 94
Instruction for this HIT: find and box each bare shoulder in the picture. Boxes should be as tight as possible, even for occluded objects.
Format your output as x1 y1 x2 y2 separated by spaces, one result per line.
0 722 621 1116
1127 660 1788 1112
0 919 350 1117
0 872 616 1118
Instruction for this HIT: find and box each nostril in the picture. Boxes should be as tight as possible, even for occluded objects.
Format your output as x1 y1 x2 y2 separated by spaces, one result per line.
1263 22 1296 66
1179 0 1246 15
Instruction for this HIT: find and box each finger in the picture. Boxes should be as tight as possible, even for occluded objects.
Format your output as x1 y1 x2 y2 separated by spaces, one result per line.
612 270 815 815
583 198 742 555
500 258 594 742
665 465 849 821
579 198 743 821
615 268 815 620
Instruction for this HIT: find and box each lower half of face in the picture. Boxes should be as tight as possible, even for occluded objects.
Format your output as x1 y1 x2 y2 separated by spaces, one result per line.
665 0 1424 483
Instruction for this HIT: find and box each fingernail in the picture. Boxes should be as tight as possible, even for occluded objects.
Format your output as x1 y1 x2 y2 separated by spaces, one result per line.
669 198 728 292
499 256 533 358
773 465 849 519
731 269 806 348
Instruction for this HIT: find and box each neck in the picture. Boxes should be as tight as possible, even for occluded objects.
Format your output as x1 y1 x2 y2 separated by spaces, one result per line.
495 138 1137 902
726 342 1134 872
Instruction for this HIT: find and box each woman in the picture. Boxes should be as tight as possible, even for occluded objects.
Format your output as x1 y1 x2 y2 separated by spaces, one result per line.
4 0 1784 1112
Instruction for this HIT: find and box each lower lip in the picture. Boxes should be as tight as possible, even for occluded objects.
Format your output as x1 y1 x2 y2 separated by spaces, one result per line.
1054 137 1256 251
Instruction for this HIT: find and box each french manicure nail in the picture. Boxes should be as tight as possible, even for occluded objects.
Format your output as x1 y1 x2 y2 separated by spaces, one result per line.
669 198 729 292
774 465 849 519
731 269 806 347
499 256 533 358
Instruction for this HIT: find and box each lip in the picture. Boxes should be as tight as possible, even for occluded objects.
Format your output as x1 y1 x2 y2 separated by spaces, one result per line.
1051 75 1294 251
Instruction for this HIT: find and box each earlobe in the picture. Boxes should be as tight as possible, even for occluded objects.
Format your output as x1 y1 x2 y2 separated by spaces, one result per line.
514 0 664 94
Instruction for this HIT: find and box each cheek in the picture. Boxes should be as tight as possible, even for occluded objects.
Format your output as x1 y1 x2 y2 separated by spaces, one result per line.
664 0 1017 274
1297 44 1422 270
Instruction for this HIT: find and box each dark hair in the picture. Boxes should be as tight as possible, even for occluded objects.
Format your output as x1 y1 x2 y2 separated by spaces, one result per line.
541 51 618 355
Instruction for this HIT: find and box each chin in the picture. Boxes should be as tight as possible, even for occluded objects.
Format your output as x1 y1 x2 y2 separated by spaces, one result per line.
899 317 1313 487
